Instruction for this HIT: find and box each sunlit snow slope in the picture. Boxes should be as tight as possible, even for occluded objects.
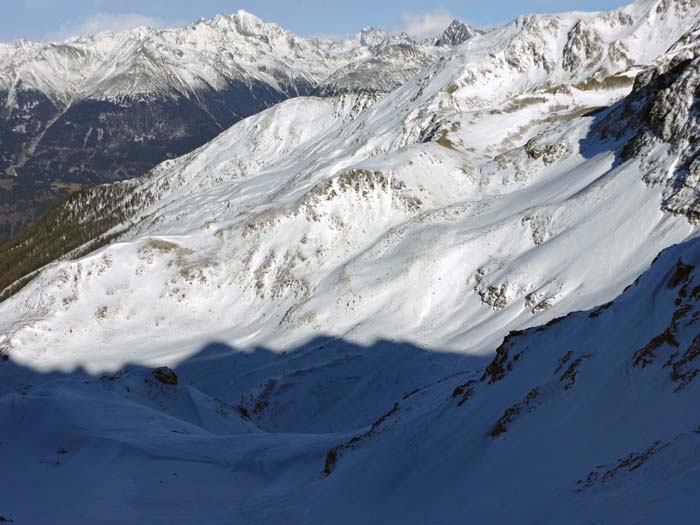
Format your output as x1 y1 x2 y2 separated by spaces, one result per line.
1 0 700 523
0 10 455 239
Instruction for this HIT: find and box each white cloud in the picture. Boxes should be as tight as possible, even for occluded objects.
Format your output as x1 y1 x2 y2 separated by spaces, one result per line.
47 12 173 41
396 9 455 40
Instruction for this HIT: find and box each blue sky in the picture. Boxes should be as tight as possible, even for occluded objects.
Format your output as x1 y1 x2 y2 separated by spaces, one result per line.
7 0 632 42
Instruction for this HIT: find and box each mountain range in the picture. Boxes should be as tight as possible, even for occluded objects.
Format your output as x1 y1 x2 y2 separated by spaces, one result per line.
0 11 472 239
1 0 700 523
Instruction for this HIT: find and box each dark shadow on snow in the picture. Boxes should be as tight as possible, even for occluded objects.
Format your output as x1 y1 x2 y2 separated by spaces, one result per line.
0 334 490 435
0 335 492 521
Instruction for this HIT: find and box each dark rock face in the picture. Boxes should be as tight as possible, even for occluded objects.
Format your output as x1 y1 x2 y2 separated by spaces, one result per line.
434 20 477 47
0 78 313 240
0 86 62 177
25 97 220 184
152 367 178 385
595 50 700 222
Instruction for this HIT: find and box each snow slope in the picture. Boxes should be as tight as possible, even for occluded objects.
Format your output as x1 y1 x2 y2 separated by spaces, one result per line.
0 10 467 239
1 0 700 523
3 0 699 371
1 224 700 524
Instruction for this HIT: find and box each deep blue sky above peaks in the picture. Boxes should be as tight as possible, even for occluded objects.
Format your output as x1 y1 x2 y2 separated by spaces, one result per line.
6 0 631 42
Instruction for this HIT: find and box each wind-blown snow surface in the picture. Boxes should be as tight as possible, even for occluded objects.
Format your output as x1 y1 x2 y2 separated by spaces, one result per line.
2 0 700 522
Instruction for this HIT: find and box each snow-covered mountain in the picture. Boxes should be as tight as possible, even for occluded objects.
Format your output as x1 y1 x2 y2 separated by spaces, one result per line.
2 0 700 523
434 19 481 47
0 12 466 240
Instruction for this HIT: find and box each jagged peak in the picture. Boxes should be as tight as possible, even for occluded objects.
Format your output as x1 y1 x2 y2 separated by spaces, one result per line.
358 26 389 47
434 19 478 47
200 10 282 38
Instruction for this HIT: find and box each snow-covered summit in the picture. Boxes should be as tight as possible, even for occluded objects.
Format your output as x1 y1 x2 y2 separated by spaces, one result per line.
434 20 479 47
0 9 455 105
0 10 333 102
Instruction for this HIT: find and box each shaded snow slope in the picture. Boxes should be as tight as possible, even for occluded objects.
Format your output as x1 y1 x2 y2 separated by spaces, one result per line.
4 0 700 371
1 238 700 524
